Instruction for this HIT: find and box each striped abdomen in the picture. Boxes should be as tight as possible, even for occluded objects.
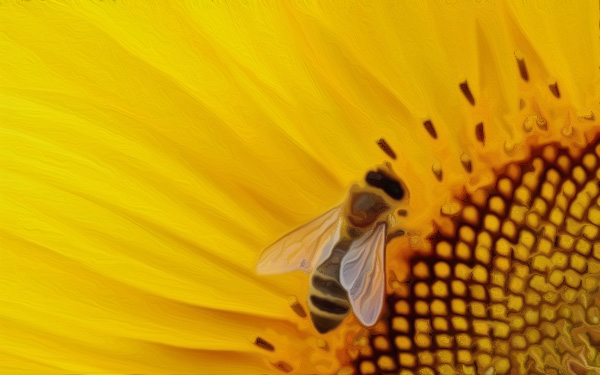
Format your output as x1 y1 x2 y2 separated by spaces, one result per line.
308 241 352 333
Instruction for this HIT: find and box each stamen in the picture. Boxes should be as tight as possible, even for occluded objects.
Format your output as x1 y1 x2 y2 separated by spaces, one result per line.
561 125 573 137
504 140 516 154
460 153 472 173
523 116 535 132
475 122 485 144
423 120 438 139
376 138 397 159
549 82 560 98
459 81 475 106
254 337 275 351
579 111 595 121
316 338 329 351
288 296 307 318
515 56 529 81
432 161 443 181
536 116 548 130
271 361 293 373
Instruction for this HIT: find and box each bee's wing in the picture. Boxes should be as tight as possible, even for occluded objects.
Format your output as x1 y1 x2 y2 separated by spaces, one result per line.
256 206 342 275
339 222 386 327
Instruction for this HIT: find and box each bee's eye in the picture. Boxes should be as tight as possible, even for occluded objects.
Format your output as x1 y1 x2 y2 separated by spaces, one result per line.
365 170 405 200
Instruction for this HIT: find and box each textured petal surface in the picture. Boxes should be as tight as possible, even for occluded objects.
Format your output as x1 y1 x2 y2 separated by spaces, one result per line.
1 1 600 374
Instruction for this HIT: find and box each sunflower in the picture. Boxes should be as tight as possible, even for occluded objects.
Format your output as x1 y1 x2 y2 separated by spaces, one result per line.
1 1 600 374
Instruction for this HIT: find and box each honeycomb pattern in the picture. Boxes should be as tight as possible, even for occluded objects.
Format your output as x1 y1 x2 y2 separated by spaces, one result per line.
352 143 600 375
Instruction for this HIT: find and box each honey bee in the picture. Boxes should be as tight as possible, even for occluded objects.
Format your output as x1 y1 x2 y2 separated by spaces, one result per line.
256 164 409 333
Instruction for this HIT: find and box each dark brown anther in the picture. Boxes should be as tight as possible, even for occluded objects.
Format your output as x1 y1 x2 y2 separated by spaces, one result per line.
289 298 307 318
549 82 560 98
459 81 475 106
516 57 529 81
460 153 473 173
432 162 443 181
475 122 485 145
254 337 275 351
272 361 293 373
423 120 438 139
376 138 397 160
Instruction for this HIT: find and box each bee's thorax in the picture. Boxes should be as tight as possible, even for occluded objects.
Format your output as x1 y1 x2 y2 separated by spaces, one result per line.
347 192 389 228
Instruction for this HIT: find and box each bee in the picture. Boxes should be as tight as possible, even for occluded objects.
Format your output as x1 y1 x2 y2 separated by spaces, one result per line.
256 164 409 333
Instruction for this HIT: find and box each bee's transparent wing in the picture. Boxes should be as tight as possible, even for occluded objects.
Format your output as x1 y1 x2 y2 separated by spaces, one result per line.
339 222 386 327
256 206 341 275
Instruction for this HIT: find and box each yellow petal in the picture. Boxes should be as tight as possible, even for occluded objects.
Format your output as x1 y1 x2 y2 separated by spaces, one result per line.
2 1 600 374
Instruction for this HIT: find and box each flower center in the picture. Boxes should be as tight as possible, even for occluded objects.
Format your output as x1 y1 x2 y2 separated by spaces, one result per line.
351 141 600 375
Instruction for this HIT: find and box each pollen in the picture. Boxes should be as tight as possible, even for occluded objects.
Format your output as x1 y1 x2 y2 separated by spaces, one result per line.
351 141 600 375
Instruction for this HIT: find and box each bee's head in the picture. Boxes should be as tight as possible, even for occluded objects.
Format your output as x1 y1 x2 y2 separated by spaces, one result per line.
343 164 409 229
342 164 410 240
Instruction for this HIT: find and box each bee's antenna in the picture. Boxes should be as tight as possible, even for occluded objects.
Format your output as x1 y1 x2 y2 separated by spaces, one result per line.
376 138 397 160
